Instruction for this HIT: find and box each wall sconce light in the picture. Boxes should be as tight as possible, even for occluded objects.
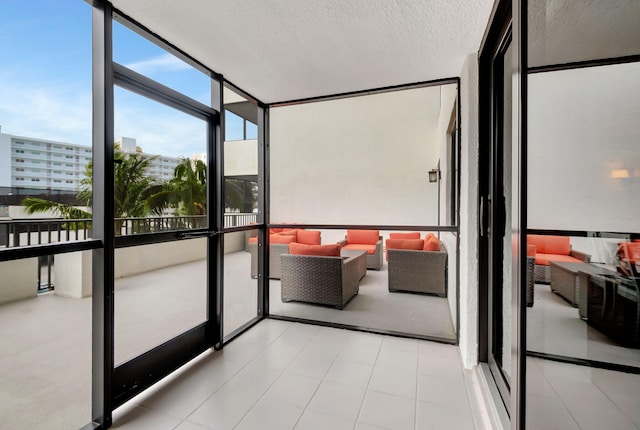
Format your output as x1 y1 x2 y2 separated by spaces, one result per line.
610 169 630 179
428 169 440 183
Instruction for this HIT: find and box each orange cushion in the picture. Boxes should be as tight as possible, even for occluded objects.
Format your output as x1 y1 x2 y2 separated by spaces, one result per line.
526 244 536 257
278 229 298 241
386 238 424 250
297 229 321 245
248 237 258 244
342 243 377 255
424 236 440 251
620 242 640 263
389 232 421 240
527 234 570 255
386 238 424 261
346 229 379 245
535 253 583 266
269 228 283 234
270 234 296 244
289 243 341 256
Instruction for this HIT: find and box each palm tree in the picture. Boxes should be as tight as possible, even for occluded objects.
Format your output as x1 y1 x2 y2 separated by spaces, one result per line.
23 149 165 233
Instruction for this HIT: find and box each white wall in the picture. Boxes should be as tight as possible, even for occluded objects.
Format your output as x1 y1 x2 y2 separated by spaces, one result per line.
458 53 480 369
528 61 640 233
0 258 38 304
270 86 442 226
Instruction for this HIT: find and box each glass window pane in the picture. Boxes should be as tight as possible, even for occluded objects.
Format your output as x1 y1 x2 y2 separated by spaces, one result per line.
114 86 208 233
113 21 211 105
0 1 92 426
114 240 207 364
223 86 258 226
224 228 259 338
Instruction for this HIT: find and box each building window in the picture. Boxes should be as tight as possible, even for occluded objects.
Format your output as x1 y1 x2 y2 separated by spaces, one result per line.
15 141 24 145
15 149 24 153
31 178 40 182
31 151 40 155
15 159 24 163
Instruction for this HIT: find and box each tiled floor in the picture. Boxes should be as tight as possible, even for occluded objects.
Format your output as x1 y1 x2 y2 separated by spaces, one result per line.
112 319 487 430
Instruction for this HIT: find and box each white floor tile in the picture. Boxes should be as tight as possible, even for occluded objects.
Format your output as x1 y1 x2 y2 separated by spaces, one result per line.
294 409 355 430
355 423 390 430
358 390 415 430
525 393 580 430
337 343 381 366
287 348 338 379
368 366 417 398
174 421 215 430
325 360 374 388
376 347 418 372
263 372 321 408
307 381 366 421
111 405 181 430
234 396 304 430
417 373 469 408
416 400 475 430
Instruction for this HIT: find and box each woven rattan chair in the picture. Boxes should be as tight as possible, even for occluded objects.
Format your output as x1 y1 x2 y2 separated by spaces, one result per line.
280 252 364 309
387 244 447 296
337 231 383 270
526 255 535 307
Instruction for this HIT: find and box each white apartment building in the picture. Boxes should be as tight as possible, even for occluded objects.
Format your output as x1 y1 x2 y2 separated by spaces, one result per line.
0 127 181 192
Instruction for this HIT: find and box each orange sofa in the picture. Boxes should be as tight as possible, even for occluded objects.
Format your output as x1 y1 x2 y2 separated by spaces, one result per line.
338 230 383 270
527 234 591 283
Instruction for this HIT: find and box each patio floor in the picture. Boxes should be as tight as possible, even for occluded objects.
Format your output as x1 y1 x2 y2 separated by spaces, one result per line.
0 249 456 429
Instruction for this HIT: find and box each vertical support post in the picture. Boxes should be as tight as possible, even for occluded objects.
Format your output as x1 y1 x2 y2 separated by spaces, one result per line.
258 106 269 317
91 1 115 427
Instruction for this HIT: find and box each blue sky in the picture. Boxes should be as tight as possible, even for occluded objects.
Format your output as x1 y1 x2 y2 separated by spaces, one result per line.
0 0 247 158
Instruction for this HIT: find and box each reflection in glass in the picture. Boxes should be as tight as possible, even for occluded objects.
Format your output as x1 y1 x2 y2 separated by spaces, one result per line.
114 239 207 365
526 2 640 425
223 229 259 338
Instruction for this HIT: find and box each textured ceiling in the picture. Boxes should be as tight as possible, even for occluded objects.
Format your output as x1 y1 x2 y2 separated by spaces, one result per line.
110 0 494 104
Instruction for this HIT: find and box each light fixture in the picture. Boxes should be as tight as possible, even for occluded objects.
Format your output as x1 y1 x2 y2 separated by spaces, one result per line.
428 168 440 183
610 169 630 179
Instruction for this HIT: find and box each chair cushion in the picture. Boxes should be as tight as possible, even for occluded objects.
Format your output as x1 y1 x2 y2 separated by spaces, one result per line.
526 244 536 257
347 229 379 245
424 236 440 251
389 232 421 240
535 253 583 266
248 237 258 244
620 242 640 263
342 243 377 255
297 229 322 245
385 239 424 261
386 238 424 250
269 228 284 234
289 243 341 256
270 234 296 244
527 234 570 255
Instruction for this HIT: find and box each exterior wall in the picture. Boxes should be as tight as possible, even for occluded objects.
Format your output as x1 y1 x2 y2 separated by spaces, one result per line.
0 258 38 304
458 53 480 369
270 86 441 226
0 131 11 187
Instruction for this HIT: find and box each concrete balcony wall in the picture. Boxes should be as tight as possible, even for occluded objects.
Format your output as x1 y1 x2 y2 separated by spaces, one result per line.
0 258 38 304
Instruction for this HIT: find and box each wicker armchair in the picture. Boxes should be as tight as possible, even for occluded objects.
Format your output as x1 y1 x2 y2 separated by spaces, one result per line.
280 252 364 309
387 244 447 296
337 230 384 270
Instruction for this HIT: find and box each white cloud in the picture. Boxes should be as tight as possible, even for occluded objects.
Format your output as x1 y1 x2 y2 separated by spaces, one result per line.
123 53 191 75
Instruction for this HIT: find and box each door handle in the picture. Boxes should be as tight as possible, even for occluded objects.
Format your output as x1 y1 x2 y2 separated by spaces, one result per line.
176 230 219 239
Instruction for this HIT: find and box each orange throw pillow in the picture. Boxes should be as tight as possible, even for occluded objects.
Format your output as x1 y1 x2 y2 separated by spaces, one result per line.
289 243 341 256
347 229 380 245
297 229 322 245
386 238 425 250
389 232 421 240
270 234 296 244
424 236 440 251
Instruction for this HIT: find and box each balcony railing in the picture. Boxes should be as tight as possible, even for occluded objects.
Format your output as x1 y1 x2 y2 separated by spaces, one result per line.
0 213 257 248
